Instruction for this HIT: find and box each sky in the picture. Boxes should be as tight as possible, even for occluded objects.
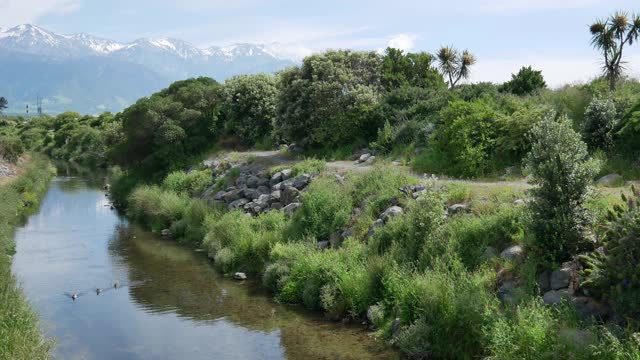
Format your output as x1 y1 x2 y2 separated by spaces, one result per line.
1 0 639 86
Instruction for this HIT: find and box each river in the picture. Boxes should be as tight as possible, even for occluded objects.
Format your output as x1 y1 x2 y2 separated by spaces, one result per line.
11 177 397 360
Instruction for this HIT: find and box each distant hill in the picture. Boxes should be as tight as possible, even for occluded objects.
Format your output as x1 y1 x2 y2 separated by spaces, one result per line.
0 24 296 115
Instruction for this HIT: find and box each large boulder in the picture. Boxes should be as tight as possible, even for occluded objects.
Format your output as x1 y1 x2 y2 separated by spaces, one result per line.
538 270 551 293
595 173 623 187
365 156 376 165
448 204 470 215
281 186 300 206
242 188 260 201
257 185 270 194
292 174 311 189
543 289 570 305
500 245 524 261
380 206 403 223
283 202 301 216
550 267 571 290
246 175 261 188
229 198 249 210
366 219 384 240
357 153 371 163
223 189 243 203
233 272 247 280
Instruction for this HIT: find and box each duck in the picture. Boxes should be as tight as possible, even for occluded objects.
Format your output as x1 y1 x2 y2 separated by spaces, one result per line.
71 293 78 301
96 288 102 295
113 282 118 289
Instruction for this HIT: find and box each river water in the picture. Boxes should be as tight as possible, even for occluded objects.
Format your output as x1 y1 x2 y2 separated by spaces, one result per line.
11 177 396 360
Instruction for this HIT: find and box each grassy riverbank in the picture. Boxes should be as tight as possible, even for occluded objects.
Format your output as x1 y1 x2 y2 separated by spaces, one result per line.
117 162 640 360
0 155 54 359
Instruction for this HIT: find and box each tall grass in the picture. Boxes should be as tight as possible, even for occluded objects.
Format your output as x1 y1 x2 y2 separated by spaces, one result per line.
0 155 54 359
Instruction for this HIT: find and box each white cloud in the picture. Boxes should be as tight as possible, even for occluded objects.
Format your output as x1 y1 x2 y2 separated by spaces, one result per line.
386 33 416 52
479 0 599 14
0 0 81 28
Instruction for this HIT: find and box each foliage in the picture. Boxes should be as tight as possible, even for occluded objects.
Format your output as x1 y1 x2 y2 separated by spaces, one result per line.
500 66 547 96
222 74 277 145
287 178 352 240
422 100 502 177
275 50 383 148
436 46 477 89
525 113 600 263
617 97 640 156
112 77 222 179
582 96 617 151
581 186 640 319
0 97 7 113
0 135 24 163
380 47 445 90
162 170 212 197
496 104 550 163
590 11 640 91
0 156 54 359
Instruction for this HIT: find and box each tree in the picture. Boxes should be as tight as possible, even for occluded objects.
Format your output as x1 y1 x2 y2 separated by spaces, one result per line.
581 96 617 151
381 47 445 90
500 66 547 96
590 11 640 91
275 50 383 148
0 97 7 113
222 74 277 145
525 112 600 263
436 46 476 89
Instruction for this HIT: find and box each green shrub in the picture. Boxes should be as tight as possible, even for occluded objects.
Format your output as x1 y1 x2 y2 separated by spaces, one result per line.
369 190 446 267
287 177 352 241
128 186 191 230
392 263 498 359
500 66 547 96
496 104 550 163
291 158 326 176
0 135 24 163
581 186 640 319
582 96 617 151
426 100 502 177
525 112 600 263
162 170 212 197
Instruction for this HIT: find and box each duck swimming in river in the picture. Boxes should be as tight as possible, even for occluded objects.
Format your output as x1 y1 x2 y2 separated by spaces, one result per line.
96 288 102 295
71 293 78 301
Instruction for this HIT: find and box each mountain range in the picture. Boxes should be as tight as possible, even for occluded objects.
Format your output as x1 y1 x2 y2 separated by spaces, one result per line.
0 24 296 115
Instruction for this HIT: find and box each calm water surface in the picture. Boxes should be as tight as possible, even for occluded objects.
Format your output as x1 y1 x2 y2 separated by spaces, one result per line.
12 177 397 360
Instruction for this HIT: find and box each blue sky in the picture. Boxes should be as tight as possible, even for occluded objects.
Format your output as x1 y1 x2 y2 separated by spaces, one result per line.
1 0 639 85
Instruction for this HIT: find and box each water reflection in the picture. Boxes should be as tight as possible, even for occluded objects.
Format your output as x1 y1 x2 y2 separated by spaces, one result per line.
12 177 396 360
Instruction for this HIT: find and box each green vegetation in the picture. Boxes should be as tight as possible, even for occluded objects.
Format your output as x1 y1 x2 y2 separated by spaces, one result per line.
0 155 54 359
500 66 547 96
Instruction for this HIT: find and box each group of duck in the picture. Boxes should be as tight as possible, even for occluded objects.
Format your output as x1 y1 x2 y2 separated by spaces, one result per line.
66 282 121 301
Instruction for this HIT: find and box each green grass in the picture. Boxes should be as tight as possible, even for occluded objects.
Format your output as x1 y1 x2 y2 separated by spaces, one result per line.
0 155 54 359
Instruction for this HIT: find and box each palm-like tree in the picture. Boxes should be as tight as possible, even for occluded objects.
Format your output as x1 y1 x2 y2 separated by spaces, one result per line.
436 46 476 89
590 11 640 91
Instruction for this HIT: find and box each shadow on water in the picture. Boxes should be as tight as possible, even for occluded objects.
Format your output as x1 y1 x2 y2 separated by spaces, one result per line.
12 176 398 360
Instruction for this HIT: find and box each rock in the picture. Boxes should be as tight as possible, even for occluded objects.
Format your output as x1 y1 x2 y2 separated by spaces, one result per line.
257 185 270 194
558 328 595 348
497 281 518 304
271 171 284 184
202 159 215 169
513 199 526 206
317 241 330 250
292 174 311 189
366 219 384 239
270 202 283 210
270 190 281 201
595 173 623 186
550 267 571 290
281 186 300 206
571 296 609 321
391 318 401 337
365 156 376 165
233 272 247 280
358 153 371 163
161 229 171 237
257 194 272 204
380 206 403 223
392 160 402 166
283 202 301 216
235 175 247 187
229 198 250 210
334 173 345 184
500 245 524 261
242 188 260 200
538 270 551 293
223 189 242 203
280 169 292 180
246 175 261 188
543 289 570 305
448 204 469 215
480 246 497 261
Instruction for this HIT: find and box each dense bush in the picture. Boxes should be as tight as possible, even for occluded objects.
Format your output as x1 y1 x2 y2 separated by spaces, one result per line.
287 177 352 241
581 186 640 319
617 97 640 157
222 74 277 145
0 135 24 163
582 96 617 151
416 100 502 177
162 170 212 197
496 104 550 163
525 113 600 263
500 66 547 96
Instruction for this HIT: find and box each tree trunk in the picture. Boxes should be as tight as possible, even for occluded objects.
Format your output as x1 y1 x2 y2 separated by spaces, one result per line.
609 73 616 91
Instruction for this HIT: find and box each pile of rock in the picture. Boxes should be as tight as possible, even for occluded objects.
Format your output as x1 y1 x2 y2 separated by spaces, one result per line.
203 166 313 216
366 205 403 239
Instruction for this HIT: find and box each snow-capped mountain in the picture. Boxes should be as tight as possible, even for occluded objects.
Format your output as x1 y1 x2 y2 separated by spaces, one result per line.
0 24 296 115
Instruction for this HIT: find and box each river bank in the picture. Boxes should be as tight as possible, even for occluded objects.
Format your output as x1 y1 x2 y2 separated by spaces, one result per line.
10 175 397 359
0 154 55 359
